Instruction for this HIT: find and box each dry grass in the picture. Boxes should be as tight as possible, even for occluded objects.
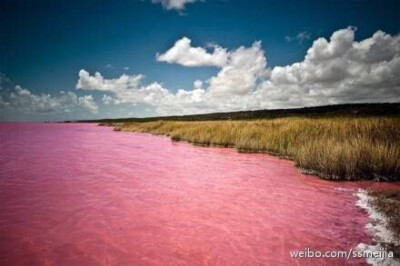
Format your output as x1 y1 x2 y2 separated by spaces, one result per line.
113 116 400 181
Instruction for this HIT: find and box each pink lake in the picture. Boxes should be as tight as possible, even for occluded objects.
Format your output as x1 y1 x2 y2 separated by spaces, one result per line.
0 123 390 265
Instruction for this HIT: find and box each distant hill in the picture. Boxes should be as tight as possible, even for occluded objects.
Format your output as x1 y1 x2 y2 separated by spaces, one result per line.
71 103 400 123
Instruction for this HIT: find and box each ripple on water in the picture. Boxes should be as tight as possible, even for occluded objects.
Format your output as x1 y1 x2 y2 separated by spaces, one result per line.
0 123 387 265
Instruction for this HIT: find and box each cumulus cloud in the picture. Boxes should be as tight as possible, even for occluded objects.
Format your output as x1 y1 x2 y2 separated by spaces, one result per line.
77 39 268 114
151 0 200 10
77 27 400 115
78 95 99 114
77 69 170 107
193 80 203 90
208 41 268 96
266 27 400 107
76 70 144 92
0 85 99 114
156 37 228 67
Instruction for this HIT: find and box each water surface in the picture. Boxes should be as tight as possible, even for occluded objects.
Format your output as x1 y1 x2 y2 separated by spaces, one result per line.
0 123 377 265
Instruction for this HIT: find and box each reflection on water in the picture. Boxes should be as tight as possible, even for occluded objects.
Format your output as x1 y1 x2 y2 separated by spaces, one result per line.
0 123 375 265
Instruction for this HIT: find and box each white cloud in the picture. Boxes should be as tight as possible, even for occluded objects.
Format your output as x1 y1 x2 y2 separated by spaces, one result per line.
350 30 400 63
76 70 144 92
102 94 113 104
156 38 267 96
77 69 170 106
78 95 99 114
266 27 400 107
208 41 268 96
151 0 200 10
285 31 312 44
77 40 267 114
0 95 9 108
193 80 203 90
1 85 98 114
156 37 228 67
77 27 400 116
306 27 356 61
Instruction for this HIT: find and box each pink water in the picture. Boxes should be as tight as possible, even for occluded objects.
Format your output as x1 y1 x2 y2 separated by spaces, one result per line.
0 123 388 265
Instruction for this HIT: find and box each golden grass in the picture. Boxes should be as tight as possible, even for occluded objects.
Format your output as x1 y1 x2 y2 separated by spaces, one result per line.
113 116 400 181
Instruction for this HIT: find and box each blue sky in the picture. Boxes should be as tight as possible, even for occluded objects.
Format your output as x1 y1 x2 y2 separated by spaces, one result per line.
0 0 399 121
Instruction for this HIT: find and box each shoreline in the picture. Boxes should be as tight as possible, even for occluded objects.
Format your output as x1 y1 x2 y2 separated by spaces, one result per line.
110 117 400 181
107 119 400 263
356 190 400 265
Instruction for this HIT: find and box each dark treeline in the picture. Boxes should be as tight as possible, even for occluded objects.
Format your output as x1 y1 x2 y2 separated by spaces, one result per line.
70 103 400 123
